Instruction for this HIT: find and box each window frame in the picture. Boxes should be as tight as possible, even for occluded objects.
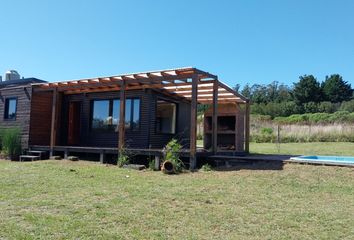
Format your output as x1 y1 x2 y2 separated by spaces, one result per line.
155 98 178 135
4 97 18 121
90 97 141 132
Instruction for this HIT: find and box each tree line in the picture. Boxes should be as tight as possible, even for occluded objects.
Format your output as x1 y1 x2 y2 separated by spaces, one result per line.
235 74 354 118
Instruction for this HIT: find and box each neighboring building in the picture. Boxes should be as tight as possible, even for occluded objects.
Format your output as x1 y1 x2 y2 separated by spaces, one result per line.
0 77 47 147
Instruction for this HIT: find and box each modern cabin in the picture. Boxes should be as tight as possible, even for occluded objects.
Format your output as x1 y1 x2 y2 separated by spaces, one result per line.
1 68 250 169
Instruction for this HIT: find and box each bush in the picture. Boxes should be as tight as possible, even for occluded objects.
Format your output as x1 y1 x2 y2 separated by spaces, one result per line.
148 158 156 170
304 102 319 113
273 111 354 124
2 128 22 160
163 139 183 173
251 134 276 143
201 164 213 172
340 100 354 112
260 127 273 135
117 147 130 167
308 113 331 123
318 101 338 113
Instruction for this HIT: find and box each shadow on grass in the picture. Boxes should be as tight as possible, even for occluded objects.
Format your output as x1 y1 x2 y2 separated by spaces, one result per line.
214 160 285 171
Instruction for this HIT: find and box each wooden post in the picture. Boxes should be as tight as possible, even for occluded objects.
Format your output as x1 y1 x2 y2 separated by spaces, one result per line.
245 101 250 153
189 75 198 170
100 151 105 164
50 88 58 157
235 103 239 152
154 155 160 170
212 80 218 154
118 81 126 151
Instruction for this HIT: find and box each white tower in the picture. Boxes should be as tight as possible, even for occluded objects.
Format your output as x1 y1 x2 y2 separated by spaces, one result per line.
5 70 21 81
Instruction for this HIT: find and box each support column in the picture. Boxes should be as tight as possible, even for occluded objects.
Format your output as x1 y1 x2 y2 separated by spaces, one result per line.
118 81 126 151
212 80 218 154
235 103 241 152
189 75 198 170
154 155 160 171
245 100 250 153
50 88 58 157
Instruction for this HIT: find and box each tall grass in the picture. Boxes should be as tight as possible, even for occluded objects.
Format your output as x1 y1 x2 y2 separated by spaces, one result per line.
0 128 22 159
251 118 354 143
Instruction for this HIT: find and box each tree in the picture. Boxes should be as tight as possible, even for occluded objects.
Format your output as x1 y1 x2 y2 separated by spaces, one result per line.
233 84 241 93
293 75 322 104
241 84 252 99
321 74 353 103
251 84 268 103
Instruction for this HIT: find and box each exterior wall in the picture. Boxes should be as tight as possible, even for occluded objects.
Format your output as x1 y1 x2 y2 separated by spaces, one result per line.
58 89 191 149
0 85 33 149
204 103 246 152
29 91 54 146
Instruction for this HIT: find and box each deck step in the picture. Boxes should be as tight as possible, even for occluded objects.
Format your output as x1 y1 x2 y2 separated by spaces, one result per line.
67 156 79 161
20 155 40 162
27 150 47 160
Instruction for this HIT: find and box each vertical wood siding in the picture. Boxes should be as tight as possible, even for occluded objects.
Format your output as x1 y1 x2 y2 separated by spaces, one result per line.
59 89 191 149
0 86 32 149
29 91 54 146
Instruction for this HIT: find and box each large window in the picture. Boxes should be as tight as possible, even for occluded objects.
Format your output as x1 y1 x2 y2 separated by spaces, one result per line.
4 98 17 120
156 99 176 134
91 98 140 131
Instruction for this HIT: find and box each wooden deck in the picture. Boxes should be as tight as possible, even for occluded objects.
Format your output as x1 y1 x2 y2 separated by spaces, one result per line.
29 145 213 164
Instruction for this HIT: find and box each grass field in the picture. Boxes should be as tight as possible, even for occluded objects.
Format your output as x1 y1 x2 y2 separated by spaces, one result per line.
0 160 353 239
250 142 354 156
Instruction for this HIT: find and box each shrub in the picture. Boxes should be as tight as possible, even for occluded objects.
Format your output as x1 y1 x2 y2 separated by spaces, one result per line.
318 101 338 113
261 127 273 135
148 158 156 170
163 139 183 173
340 100 354 112
308 113 331 123
117 147 130 167
2 128 22 160
304 102 318 113
201 164 212 172
251 134 276 143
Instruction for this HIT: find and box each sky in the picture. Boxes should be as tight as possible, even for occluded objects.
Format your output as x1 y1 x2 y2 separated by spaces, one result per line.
0 0 353 88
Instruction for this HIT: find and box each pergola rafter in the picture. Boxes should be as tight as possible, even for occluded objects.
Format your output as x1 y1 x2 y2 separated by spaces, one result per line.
34 67 246 104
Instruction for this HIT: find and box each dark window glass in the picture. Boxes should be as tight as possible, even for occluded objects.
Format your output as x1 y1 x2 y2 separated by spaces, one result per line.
132 99 140 129
156 100 176 134
92 98 140 131
125 99 131 129
92 100 110 129
112 100 120 127
4 98 17 120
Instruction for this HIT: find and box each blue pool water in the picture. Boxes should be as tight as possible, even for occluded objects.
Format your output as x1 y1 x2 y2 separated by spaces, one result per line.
290 156 354 166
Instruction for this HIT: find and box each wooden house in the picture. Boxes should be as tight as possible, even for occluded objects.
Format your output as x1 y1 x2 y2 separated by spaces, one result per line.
0 78 47 147
1 68 249 168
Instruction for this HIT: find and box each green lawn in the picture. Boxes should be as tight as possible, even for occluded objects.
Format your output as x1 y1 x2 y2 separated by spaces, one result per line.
0 160 353 239
250 142 354 156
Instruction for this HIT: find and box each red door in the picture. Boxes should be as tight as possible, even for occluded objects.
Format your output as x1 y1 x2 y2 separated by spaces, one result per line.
68 102 81 145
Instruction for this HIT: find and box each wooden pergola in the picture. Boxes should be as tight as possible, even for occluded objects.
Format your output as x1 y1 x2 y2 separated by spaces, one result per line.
34 67 250 169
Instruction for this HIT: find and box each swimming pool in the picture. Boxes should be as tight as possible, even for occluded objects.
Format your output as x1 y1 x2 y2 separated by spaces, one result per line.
290 155 354 166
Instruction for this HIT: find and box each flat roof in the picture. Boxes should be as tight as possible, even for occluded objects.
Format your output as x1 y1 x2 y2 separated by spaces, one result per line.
0 78 47 89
